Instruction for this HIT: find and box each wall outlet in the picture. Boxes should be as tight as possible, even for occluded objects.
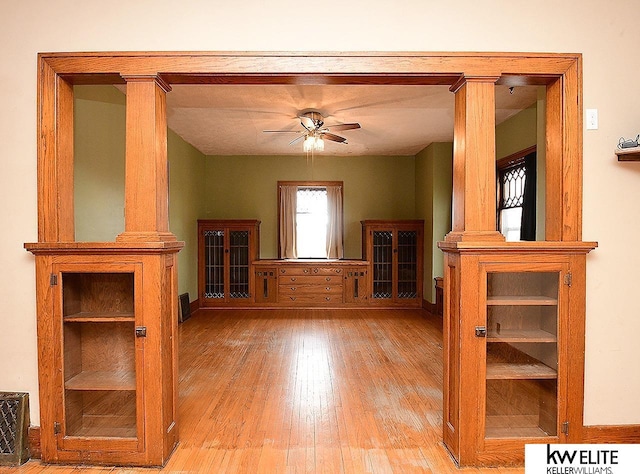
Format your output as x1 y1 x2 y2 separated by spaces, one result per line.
586 109 598 130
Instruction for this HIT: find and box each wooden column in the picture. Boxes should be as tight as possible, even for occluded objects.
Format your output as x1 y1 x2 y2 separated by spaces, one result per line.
445 76 504 243
37 59 75 242
117 76 176 243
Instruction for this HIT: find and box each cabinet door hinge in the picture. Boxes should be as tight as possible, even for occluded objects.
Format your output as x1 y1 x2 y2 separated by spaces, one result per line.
54 421 61 434
561 421 569 435
563 272 572 287
50 273 58 286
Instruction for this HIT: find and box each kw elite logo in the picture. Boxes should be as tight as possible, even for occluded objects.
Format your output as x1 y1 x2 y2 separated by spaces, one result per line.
545 444 617 474
525 444 639 474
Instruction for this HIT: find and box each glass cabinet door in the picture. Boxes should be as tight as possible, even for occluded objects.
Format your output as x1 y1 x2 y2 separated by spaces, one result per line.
203 230 225 300
371 230 393 299
59 269 139 442
396 229 418 299
484 270 560 439
228 229 250 299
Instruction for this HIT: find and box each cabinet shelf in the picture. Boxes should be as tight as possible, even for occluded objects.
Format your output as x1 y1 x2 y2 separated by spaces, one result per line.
487 295 557 306
64 312 135 322
486 362 557 380
487 329 557 343
65 371 136 391
486 416 554 439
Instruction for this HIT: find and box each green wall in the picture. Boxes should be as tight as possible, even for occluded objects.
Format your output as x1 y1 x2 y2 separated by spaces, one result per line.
74 85 206 301
168 130 207 301
74 86 126 241
495 103 537 159
415 143 453 302
203 154 417 259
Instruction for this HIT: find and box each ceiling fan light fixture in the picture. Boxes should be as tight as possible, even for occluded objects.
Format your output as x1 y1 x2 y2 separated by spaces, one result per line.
303 134 324 152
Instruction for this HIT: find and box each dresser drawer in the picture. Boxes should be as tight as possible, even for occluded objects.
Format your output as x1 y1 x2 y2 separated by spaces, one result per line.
278 293 342 305
277 266 344 276
279 284 342 297
279 275 341 285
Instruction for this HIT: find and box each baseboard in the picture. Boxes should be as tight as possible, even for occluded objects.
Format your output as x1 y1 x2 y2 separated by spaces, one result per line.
28 426 41 459
190 298 200 315
423 298 444 317
422 299 436 313
582 424 640 443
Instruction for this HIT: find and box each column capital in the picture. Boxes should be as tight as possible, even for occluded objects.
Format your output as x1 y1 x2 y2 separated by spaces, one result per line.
121 74 172 93
449 75 500 93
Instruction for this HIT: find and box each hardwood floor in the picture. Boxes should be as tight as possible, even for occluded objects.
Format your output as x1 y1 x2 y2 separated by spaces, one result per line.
8 308 524 473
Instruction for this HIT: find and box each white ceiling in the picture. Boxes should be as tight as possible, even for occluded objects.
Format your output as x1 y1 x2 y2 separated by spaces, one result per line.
164 84 539 156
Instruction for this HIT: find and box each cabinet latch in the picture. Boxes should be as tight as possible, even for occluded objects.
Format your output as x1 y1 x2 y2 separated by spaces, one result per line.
564 272 572 287
562 421 569 435
475 326 487 337
135 326 147 338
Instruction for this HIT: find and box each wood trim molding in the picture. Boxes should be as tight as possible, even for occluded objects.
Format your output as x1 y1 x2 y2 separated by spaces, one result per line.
496 145 537 169
582 425 640 443
36 50 583 245
28 426 41 459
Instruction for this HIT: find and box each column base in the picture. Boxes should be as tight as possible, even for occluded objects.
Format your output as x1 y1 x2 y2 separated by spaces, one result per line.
444 231 506 243
116 231 178 243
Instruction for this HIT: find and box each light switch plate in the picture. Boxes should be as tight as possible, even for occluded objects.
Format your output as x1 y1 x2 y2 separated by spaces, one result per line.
586 109 598 130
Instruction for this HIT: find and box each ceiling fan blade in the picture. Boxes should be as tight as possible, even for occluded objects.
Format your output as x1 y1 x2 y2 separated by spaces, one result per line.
289 135 306 146
298 114 316 131
327 122 361 132
321 132 348 143
263 129 302 133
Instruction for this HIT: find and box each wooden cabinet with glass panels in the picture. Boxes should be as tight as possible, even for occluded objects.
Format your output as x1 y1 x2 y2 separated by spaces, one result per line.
361 220 424 307
24 245 181 466
197 220 260 307
438 242 596 466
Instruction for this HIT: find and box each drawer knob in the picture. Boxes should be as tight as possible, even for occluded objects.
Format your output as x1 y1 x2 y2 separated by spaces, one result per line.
290 277 297 282
325 277 331 281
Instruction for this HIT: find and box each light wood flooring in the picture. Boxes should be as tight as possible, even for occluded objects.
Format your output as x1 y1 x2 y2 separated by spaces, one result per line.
7 308 524 473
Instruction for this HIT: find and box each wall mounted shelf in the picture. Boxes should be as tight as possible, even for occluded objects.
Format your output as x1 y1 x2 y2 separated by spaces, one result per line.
616 147 640 161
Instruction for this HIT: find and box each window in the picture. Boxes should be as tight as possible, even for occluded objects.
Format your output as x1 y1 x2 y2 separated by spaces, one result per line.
296 187 328 258
496 148 536 241
278 181 344 259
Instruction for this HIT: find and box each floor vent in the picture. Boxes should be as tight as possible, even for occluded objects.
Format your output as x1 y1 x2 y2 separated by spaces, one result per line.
0 392 30 466
179 293 191 323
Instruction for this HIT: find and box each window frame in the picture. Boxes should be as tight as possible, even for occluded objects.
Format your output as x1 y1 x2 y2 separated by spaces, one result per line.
277 180 344 259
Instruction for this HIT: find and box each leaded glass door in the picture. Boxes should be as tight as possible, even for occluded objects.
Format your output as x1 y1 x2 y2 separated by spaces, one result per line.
362 220 423 306
198 220 259 306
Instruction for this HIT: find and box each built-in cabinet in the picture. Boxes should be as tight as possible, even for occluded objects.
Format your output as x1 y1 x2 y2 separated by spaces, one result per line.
253 261 369 307
24 245 181 466
438 242 596 466
361 220 424 307
197 220 260 307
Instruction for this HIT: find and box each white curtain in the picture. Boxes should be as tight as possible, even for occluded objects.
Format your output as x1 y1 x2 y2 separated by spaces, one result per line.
325 185 344 259
279 185 297 259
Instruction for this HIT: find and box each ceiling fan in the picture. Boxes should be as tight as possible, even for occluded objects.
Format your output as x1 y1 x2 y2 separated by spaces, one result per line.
264 111 361 151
